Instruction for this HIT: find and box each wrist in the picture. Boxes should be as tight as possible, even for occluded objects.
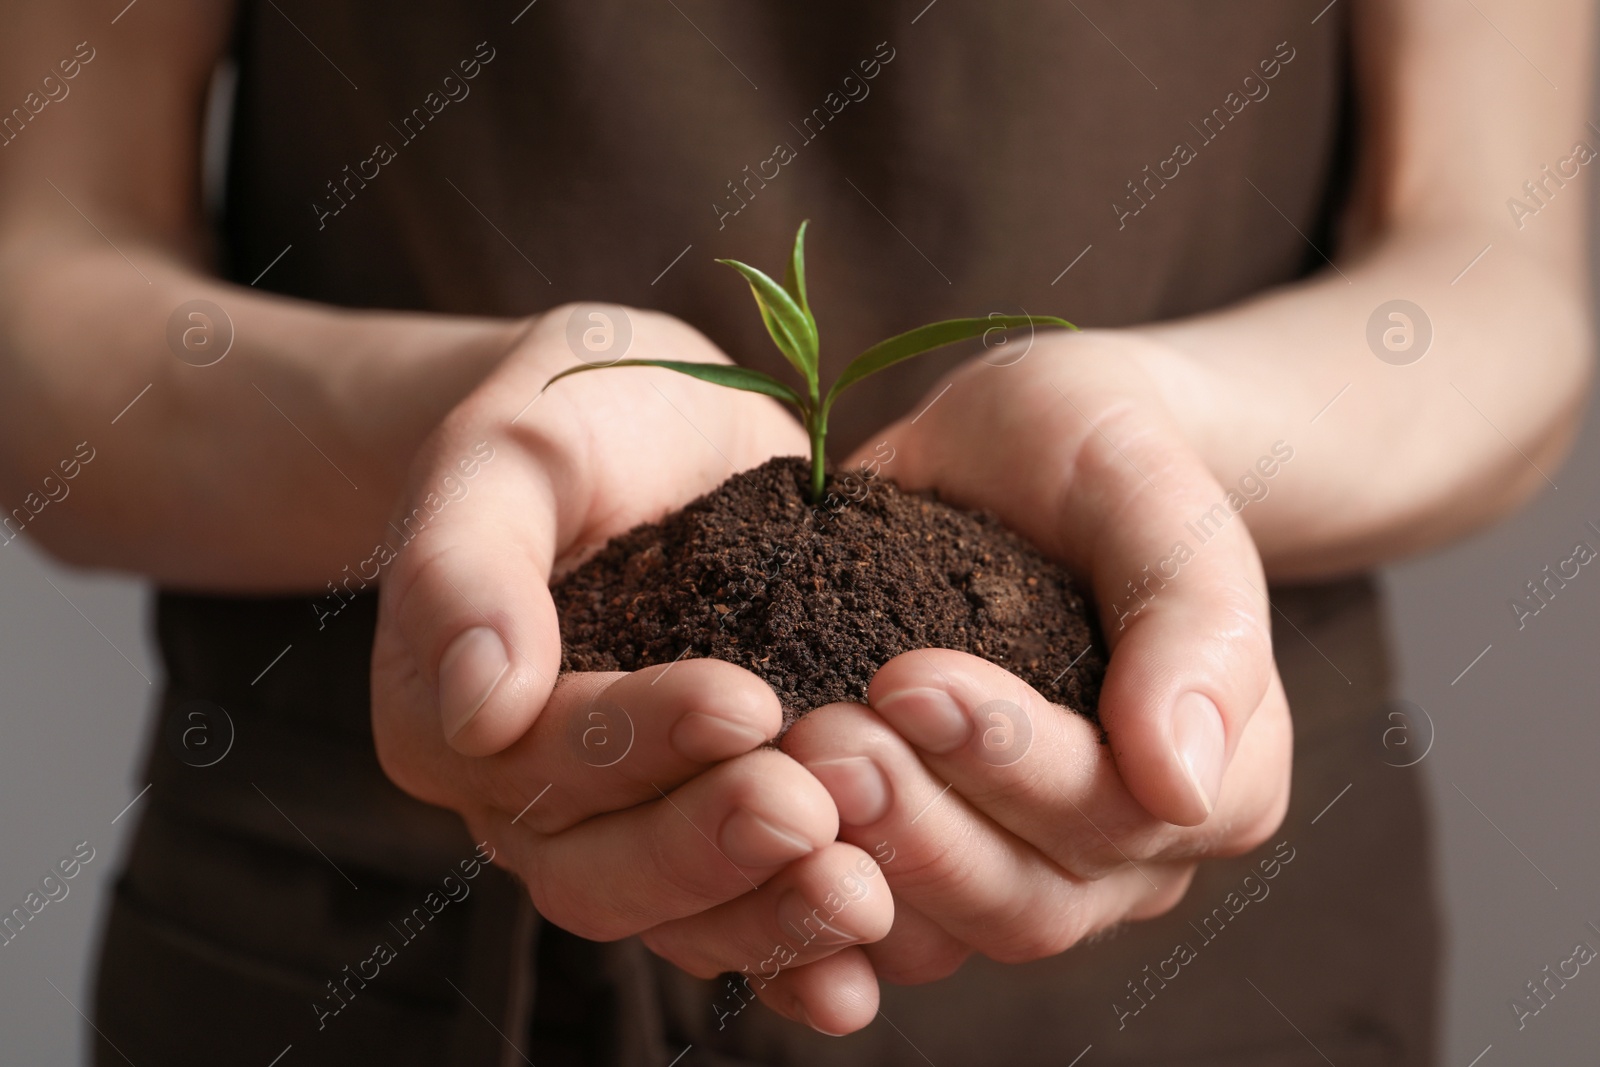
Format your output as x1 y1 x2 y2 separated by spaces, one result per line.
334 312 529 493
1124 331 1229 452
1068 327 1245 483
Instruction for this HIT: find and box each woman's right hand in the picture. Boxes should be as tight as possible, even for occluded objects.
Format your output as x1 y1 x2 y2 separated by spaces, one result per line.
370 304 893 1034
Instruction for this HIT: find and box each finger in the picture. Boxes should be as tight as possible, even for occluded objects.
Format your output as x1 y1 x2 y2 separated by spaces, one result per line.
785 703 1085 960
742 947 881 1036
785 702 1193 962
861 903 972 986
869 648 1129 869
639 843 892 979
1126 862 1197 921
852 352 1276 826
1089 477 1273 828
486 660 782 836
506 748 838 941
867 650 1290 872
381 435 564 757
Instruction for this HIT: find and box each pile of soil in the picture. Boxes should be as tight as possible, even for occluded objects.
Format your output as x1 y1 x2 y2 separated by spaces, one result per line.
554 457 1106 731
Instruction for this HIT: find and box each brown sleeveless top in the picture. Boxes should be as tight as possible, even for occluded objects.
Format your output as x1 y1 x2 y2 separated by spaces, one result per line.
95 5 1439 1066
219 0 1349 450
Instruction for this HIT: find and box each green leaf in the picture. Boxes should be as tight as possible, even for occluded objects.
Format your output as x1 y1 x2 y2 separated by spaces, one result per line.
783 220 814 331
717 256 819 397
822 314 1077 418
542 359 805 408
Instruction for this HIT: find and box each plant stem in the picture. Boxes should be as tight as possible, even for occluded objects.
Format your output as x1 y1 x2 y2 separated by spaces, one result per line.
808 415 827 504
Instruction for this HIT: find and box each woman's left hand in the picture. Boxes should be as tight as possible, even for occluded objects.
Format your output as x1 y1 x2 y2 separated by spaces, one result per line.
778 331 1293 988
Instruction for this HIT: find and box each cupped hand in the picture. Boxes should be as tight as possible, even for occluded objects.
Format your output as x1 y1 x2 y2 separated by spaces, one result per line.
370 305 892 1032
782 330 1292 984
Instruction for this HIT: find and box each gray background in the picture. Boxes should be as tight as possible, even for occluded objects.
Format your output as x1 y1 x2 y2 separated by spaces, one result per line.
4 57 1600 1067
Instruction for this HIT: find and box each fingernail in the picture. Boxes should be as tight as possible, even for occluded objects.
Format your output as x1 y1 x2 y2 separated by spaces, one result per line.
669 712 770 763
719 809 814 868
778 890 857 946
1171 691 1225 816
439 626 510 740
804 757 891 826
874 687 970 754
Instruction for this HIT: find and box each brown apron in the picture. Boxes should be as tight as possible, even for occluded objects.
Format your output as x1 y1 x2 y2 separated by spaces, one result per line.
94 2 1438 1063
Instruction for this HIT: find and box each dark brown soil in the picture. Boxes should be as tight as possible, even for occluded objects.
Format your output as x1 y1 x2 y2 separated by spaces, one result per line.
554 457 1106 731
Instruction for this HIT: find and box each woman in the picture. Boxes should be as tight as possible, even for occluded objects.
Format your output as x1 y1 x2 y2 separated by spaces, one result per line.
0 1 1590 1063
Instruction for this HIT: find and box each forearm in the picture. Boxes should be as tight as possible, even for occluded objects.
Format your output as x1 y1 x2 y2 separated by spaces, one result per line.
1129 221 1591 578
0 226 522 590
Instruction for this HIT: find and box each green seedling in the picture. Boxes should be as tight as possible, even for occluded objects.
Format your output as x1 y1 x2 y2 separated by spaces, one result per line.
544 221 1076 503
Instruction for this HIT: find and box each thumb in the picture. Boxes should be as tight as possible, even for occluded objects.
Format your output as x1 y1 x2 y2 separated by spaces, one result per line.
1065 407 1276 827
380 433 563 757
